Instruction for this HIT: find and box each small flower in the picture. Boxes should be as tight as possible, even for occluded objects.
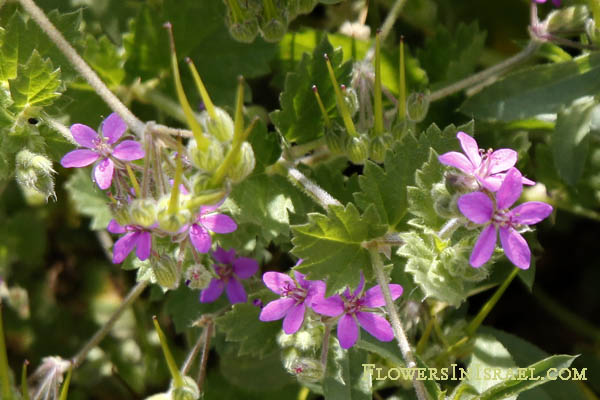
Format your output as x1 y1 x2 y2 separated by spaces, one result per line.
458 168 553 269
438 132 533 191
107 219 153 264
186 203 237 253
200 247 258 304
60 113 144 189
312 274 403 349
259 262 326 334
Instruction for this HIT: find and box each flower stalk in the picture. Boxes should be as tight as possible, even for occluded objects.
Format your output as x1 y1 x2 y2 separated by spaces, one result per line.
324 53 358 137
57 367 72 400
21 361 29 400
373 30 384 136
196 318 214 392
153 316 185 389
398 36 407 121
0 306 11 400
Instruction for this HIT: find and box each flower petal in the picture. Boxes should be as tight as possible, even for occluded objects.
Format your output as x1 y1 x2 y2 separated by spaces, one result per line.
438 151 474 173
212 247 236 264
496 168 523 210
356 311 394 342
458 192 494 224
522 176 536 186
293 271 308 288
225 278 247 304
135 231 151 261
337 314 359 349
200 213 237 234
70 124 99 148
470 224 497 268
233 257 258 279
510 202 553 225
262 272 294 295
282 303 306 334
112 231 139 264
200 279 224 303
101 112 127 144
487 149 517 174
60 149 99 168
362 284 403 307
107 219 126 234
457 132 481 167
479 174 504 192
352 272 365 298
499 227 531 269
311 295 344 316
93 158 114 190
189 224 211 253
306 280 326 303
259 297 296 321
113 140 145 161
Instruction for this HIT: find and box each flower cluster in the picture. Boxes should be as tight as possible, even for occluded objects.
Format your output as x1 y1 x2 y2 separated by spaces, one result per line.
260 268 403 349
200 247 258 304
439 132 553 269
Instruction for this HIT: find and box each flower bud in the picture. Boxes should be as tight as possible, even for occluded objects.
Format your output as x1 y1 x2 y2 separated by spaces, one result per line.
391 118 410 140
431 182 455 219
295 0 317 14
345 135 369 164
144 393 170 400
227 141 256 182
188 136 225 173
343 86 359 118
546 5 588 33
110 202 131 226
203 107 234 143
228 18 260 43
189 173 211 195
369 134 393 163
406 91 430 123
170 376 200 400
286 358 324 383
151 254 181 291
324 122 347 154
185 264 212 290
157 201 191 233
129 199 157 227
15 149 56 202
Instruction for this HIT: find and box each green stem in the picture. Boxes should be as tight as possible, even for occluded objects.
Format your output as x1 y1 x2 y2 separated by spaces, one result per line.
320 323 332 370
278 160 341 209
324 54 358 137
168 138 183 215
373 31 384 136
415 318 434 355
184 190 227 211
58 367 73 400
21 360 29 400
0 306 12 400
398 37 406 121
153 316 184 388
312 86 330 128
196 319 213 392
186 58 216 119
466 268 519 336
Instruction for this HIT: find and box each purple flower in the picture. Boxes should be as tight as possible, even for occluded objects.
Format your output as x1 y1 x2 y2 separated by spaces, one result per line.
60 113 145 190
534 0 560 6
259 266 326 334
200 247 258 304
312 275 403 349
438 132 533 192
458 168 553 269
185 203 237 253
107 219 153 264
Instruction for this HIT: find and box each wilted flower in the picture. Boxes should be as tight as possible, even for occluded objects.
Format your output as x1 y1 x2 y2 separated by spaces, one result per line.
200 247 258 304
458 168 553 269
107 219 153 264
60 113 144 189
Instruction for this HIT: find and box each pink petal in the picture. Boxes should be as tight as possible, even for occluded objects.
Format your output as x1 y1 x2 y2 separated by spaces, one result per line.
212 247 236 264
438 152 474 173
496 168 523 210
479 174 504 192
93 158 114 190
107 219 126 234
61 149 99 168
113 140 145 161
458 192 494 224
102 113 127 144
200 213 237 234
522 176 536 186
135 231 151 261
282 303 306 334
499 227 531 269
112 231 139 264
189 224 211 253
470 224 497 268
337 314 359 349
233 257 258 279
70 124 99 148
510 202 553 225
487 149 517 174
262 272 294 295
293 271 308 288
306 280 326 303
200 279 224 303
352 272 365 298
199 197 227 214
362 284 403 307
311 295 344 316
259 298 296 321
457 132 482 167
356 311 394 342
225 278 247 304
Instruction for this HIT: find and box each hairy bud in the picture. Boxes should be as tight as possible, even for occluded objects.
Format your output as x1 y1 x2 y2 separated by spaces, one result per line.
324 122 347 154
369 134 393 163
287 358 324 383
260 17 288 42
188 137 225 173
343 86 360 118
185 264 212 290
129 199 158 227
228 141 256 182
345 135 369 164
15 149 56 202
406 91 430 123
151 254 181 291
203 107 234 143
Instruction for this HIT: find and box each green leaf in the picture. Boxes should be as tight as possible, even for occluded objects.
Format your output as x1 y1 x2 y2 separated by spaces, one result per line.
461 52 600 122
0 13 19 82
64 168 112 230
323 345 371 400
304 159 360 206
270 35 352 144
415 356 445 400
82 35 125 87
164 285 224 333
552 97 596 186
9 50 62 109
292 203 387 295
216 303 281 357
247 119 281 170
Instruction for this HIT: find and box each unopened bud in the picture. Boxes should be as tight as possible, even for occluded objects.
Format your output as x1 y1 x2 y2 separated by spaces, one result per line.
369 134 393 163
431 182 455 219
129 199 157 227
324 122 347 154
345 135 369 164
185 264 212 290
342 86 359 118
546 5 588 33
171 376 200 400
157 195 191 233
406 91 430 123
287 358 324 383
15 149 56 202
188 137 225 173
294 0 317 15
203 107 234 143
151 254 181 291
144 393 170 400
228 18 260 43
228 141 256 182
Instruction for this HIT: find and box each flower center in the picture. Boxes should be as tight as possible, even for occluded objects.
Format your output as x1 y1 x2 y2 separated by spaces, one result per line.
281 282 307 303
492 209 513 228
93 137 113 157
343 295 364 315
475 148 494 177
215 263 233 281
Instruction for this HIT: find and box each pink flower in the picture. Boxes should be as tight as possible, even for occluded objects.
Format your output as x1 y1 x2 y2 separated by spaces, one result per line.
185 203 237 254
200 247 258 304
312 274 403 349
458 168 553 269
438 132 533 192
534 0 560 6
107 219 153 264
60 113 144 190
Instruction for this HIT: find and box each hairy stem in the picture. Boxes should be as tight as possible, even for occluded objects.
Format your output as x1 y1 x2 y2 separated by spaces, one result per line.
180 328 206 376
42 116 76 145
279 160 341 209
196 319 213 392
71 281 148 368
369 249 428 400
17 0 146 137
320 323 332 370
